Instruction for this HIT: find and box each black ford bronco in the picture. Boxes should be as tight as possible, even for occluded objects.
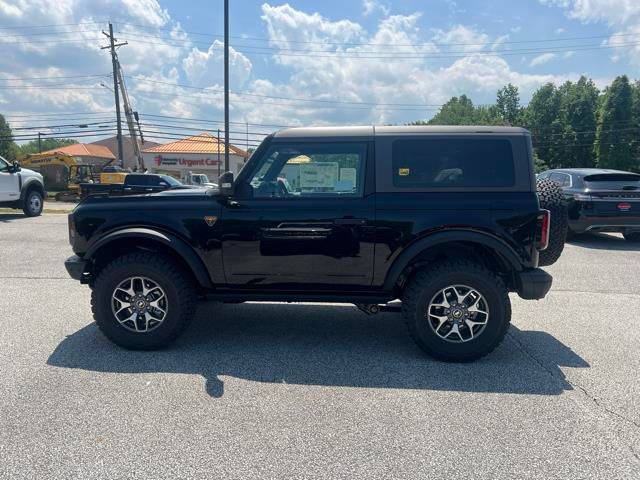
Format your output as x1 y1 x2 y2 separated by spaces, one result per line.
65 126 562 362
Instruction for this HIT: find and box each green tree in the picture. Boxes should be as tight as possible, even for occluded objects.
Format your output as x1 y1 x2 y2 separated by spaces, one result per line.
18 138 78 156
427 95 478 125
420 95 503 126
631 80 640 167
0 114 18 161
595 75 636 171
496 83 521 125
522 83 562 168
556 76 600 168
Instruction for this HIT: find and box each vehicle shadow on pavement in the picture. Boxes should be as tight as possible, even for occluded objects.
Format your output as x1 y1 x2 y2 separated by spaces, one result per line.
568 232 640 251
0 214 27 223
47 303 589 398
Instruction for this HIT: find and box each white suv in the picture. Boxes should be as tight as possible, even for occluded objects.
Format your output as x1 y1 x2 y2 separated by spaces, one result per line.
0 156 45 217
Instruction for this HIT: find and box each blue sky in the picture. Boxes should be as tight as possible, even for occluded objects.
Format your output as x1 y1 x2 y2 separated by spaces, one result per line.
0 0 638 143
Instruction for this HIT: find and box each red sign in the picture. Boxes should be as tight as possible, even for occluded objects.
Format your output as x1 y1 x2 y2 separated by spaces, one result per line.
618 202 632 212
153 155 221 168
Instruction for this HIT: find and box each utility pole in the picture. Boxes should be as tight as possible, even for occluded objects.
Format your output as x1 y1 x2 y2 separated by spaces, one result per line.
217 128 221 178
37 132 42 153
102 22 127 166
224 0 230 172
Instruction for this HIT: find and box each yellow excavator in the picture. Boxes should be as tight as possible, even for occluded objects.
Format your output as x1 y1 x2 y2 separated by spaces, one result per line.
19 152 127 201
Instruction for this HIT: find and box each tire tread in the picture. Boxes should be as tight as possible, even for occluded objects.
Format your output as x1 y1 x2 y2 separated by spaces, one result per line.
91 252 196 349
402 260 511 362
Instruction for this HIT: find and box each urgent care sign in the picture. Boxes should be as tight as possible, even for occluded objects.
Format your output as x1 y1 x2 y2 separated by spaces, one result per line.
152 155 222 168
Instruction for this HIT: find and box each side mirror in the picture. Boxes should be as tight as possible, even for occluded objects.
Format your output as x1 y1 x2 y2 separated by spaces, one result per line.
9 162 21 173
219 171 234 196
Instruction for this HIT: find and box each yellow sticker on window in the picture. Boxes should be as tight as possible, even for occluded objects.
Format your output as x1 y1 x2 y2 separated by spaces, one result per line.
398 168 410 176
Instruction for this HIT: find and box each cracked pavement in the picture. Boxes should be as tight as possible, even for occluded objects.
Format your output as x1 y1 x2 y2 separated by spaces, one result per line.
0 213 639 479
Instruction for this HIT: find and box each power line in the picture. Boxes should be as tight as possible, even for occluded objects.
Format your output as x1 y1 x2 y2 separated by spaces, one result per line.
99 35 640 60
121 30 640 55
130 77 445 107
114 21 640 48
0 37 103 45
129 88 438 111
0 21 106 30
4 111 114 118
0 73 110 81
12 120 118 131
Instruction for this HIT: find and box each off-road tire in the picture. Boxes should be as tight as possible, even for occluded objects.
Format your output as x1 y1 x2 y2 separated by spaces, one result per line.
402 261 511 362
537 178 568 266
91 252 197 350
22 189 43 217
623 232 640 243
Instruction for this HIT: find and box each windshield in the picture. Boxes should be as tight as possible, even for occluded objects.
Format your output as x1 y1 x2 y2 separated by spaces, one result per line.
584 173 640 190
197 174 210 183
161 175 183 187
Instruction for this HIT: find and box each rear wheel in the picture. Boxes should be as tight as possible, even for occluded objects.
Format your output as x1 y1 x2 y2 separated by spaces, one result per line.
402 260 511 362
623 231 640 243
537 178 568 266
22 189 43 217
91 252 197 350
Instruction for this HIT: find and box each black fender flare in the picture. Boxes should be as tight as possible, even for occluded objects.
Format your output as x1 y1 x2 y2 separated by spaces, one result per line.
85 227 213 289
19 178 45 203
383 230 523 291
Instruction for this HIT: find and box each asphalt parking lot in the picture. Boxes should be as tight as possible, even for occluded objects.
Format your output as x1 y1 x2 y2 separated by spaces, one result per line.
1 212 639 479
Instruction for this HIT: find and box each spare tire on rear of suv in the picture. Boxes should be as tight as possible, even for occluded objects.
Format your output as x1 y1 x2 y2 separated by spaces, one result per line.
536 178 568 267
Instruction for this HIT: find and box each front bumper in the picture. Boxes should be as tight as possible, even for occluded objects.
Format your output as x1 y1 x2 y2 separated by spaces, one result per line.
517 268 553 300
65 255 88 282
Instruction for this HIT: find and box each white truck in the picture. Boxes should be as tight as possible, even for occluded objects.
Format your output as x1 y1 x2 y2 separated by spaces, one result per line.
181 172 217 188
0 155 45 217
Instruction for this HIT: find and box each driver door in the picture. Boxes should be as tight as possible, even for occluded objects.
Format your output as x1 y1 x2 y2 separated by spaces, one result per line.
0 158 19 202
221 140 375 290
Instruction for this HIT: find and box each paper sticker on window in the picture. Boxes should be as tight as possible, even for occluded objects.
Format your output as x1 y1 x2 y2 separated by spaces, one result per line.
398 168 410 176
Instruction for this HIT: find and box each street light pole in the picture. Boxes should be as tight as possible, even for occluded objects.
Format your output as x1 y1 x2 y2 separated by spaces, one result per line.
224 0 230 172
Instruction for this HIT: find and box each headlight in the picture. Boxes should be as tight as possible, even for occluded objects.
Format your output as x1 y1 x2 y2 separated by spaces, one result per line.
68 214 77 246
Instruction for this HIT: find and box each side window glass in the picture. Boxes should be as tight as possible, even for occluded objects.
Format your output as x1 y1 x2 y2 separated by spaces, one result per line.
248 143 367 198
549 173 568 186
392 139 515 188
0 159 8 173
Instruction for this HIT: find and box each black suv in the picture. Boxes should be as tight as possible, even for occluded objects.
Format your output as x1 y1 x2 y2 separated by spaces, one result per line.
65 126 554 362
538 168 640 241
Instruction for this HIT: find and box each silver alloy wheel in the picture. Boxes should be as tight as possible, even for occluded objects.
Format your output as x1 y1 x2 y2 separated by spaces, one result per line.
29 193 41 214
426 284 489 343
111 276 168 333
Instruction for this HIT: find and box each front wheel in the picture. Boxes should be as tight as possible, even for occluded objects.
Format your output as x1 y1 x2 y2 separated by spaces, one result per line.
22 190 43 217
402 261 511 362
91 252 197 350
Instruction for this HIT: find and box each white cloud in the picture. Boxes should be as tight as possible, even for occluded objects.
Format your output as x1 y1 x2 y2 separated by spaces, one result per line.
0 1 593 138
529 53 557 66
541 1 640 63
363 0 389 16
182 41 253 88
431 24 491 53
604 23 640 65
230 6 579 127
121 0 170 27
539 0 640 25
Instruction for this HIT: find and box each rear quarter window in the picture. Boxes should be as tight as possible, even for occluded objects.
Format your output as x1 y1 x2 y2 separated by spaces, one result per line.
392 138 515 188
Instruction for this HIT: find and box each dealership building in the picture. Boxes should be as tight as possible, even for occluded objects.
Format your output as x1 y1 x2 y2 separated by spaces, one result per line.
142 133 248 180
